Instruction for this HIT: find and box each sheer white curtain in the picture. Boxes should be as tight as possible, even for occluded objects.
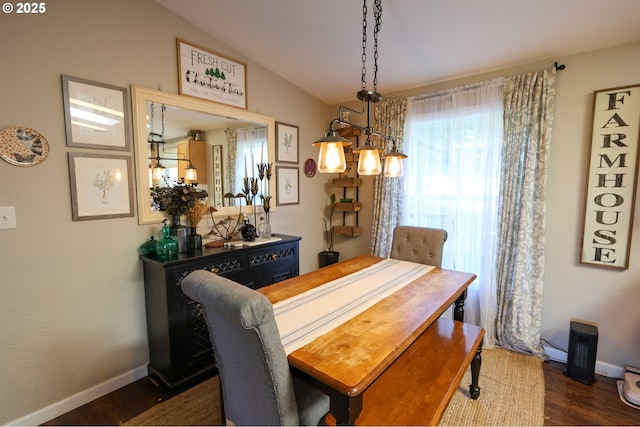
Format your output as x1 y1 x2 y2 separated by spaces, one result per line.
401 78 503 348
234 126 267 194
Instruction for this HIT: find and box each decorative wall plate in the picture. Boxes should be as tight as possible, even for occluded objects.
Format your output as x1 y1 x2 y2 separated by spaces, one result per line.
0 126 50 167
304 158 317 178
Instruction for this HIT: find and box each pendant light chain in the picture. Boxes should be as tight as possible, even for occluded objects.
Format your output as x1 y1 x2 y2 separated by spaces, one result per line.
148 103 165 138
361 0 368 92
160 104 165 137
361 0 382 92
373 0 381 92
149 102 155 135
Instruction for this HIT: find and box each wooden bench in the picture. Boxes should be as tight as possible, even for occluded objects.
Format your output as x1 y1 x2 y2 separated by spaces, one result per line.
324 317 484 426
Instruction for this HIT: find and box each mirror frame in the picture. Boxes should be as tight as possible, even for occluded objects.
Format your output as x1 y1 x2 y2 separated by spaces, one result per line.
131 85 276 225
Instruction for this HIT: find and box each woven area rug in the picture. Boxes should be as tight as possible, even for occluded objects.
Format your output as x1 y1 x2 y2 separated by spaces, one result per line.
124 347 543 426
439 347 545 426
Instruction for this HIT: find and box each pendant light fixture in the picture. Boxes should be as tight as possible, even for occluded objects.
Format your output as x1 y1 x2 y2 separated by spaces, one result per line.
312 0 407 177
148 103 198 183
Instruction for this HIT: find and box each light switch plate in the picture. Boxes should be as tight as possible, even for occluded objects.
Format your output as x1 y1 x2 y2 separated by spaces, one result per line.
0 206 17 229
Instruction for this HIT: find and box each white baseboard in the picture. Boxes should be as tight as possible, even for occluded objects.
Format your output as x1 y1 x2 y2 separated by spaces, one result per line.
6 365 148 426
543 344 625 379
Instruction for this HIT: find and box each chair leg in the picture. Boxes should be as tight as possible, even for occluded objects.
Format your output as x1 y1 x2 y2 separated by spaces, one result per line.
218 375 226 421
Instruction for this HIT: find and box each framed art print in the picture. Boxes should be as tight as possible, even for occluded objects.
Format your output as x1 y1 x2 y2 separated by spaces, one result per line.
177 38 247 109
276 166 299 205
276 122 299 163
68 152 134 221
62 75 131 151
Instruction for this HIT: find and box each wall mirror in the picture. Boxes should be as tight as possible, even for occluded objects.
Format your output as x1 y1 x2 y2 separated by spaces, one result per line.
132 86 276 225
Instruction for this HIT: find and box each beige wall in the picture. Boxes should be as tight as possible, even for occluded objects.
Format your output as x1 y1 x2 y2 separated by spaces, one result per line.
1 0 639 424
542 41 640 371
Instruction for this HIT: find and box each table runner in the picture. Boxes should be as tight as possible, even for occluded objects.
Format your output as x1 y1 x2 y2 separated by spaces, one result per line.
273 258 434 354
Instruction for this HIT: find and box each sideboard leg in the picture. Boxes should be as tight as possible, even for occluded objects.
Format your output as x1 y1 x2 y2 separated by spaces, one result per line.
469 338 483 400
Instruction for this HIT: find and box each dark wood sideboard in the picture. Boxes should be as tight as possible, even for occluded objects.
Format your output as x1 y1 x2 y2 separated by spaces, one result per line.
140 234 301 392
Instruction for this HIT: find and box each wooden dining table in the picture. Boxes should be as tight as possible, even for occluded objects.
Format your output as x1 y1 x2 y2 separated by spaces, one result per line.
258 255 483 425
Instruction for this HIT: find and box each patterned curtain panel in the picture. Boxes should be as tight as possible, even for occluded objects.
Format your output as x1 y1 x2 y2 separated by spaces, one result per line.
495 66 557 354
370 98 407 257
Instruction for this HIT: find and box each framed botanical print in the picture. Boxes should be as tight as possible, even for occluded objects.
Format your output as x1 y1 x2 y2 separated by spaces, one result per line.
68 152 134 220
276 166 299 205
276 122 299 164
62 75 131 151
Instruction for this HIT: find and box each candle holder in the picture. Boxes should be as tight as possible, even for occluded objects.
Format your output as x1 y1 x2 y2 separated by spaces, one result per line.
250 177 259 226
242 177 251 206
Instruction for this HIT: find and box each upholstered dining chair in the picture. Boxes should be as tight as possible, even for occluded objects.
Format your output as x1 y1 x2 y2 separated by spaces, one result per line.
182 270 330 426
390 225 448 267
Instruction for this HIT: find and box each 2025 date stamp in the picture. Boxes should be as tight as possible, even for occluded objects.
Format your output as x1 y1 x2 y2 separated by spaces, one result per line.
3 2 47 14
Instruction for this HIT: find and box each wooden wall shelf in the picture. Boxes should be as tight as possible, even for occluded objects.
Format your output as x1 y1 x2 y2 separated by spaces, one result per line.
333 177 362 187
333 225 362 236
334 202 362 212
336 126 362 138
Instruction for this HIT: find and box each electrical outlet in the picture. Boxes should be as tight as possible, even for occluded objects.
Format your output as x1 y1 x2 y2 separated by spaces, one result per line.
0 206 17 230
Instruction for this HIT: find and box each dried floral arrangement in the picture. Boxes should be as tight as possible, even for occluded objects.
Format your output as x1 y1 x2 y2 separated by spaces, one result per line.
151 177 208 216
188 199 210 227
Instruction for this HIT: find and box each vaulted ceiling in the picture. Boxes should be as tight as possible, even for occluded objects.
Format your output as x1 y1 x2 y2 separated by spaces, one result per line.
155 0 640 105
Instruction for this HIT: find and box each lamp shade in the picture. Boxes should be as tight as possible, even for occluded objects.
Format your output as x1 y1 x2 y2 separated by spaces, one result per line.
184 162 198 182
356 149 382 175
312 130 351 173
383 154 405 177
152 163 166 181
317 141 347 173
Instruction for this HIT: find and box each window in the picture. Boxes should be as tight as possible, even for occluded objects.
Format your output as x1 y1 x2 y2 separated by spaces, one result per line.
401 80 503 326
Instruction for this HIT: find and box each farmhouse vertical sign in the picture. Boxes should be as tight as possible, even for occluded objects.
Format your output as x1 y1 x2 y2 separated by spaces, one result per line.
581 84 640 269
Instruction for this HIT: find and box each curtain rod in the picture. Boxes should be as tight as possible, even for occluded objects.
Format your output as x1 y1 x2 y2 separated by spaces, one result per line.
410 62 566 102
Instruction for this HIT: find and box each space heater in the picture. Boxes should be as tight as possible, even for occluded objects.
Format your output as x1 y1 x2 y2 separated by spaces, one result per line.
564 320 598 384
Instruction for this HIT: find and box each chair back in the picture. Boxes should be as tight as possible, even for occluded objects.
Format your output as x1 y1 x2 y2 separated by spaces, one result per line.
390 226 448 267
182 270 299 426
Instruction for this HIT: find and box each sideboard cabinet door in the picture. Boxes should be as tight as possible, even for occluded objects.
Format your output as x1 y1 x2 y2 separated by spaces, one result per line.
140 235 301 391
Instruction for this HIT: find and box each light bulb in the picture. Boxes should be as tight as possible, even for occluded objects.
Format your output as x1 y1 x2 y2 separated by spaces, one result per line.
383 156 404 177
357 149 382 175
185 166 197 182
317 142 346 173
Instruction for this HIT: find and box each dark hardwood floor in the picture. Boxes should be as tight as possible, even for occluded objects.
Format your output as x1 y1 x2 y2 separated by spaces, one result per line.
43 360 640 426
543 360 640 426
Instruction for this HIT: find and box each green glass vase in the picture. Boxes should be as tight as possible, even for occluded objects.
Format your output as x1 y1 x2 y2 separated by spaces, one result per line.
156 221 178 259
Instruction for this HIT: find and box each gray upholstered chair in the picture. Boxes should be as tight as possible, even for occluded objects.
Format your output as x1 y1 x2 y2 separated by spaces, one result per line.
182 270 330 426
390 225 448 267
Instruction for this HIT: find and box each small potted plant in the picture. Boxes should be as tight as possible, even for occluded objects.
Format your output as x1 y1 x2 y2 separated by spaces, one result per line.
319 194 340 267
